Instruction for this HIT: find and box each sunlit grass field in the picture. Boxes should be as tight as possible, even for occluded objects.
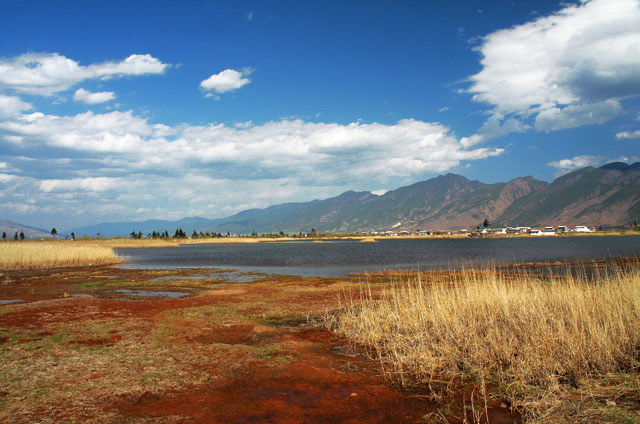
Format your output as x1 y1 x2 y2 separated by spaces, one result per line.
327 265 640 422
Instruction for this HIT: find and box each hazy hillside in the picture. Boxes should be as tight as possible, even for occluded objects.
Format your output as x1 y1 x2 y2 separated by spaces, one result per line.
59 163 640 237
0 220 52 239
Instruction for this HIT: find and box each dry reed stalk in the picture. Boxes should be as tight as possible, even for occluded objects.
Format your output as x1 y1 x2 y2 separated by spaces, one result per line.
329 265 640 421
0 241 122 269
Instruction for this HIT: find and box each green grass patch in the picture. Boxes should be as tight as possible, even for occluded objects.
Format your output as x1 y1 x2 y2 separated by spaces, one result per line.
0 306 18 316
78 280 113 288
259 315 307 328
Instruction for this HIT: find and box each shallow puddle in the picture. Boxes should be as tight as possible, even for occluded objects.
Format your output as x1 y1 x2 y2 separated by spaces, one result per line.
331 345 367 359
0 299 23 305
150 271 264 283
107 289 192 299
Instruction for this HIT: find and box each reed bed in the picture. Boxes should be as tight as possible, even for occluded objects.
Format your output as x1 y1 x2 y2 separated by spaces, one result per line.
0 241 122 269
327 266 640 421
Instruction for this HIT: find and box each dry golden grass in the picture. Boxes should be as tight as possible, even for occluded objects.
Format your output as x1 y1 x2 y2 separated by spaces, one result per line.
328 266 640 422
0 241 122 269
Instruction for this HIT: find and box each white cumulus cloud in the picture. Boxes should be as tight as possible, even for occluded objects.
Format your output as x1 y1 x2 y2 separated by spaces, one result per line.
0 53 170 96
535 100 623 132
616 130 640 139
466 0 640 139
73 88 116 104
0 94 32 117
200 69 252 94
2 110 503 180
40 177 121 193
547 155 605 175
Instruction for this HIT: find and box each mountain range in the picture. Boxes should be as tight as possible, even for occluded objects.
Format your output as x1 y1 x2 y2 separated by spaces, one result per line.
54 162 640 237
4 163 639 238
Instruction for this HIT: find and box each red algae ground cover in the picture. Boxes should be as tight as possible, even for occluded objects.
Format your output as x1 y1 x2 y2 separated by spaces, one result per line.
0 266 521 423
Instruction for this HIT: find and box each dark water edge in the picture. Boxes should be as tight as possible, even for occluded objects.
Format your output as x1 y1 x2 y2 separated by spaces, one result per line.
115 236 640 277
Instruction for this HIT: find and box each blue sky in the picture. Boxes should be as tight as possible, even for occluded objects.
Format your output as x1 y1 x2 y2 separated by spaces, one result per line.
1 0 639 230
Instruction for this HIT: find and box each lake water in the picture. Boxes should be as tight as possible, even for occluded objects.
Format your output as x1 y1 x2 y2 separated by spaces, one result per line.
116 236 640 277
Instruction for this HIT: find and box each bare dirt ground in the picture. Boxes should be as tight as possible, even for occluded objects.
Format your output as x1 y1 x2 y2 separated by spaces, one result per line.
0 266 519 423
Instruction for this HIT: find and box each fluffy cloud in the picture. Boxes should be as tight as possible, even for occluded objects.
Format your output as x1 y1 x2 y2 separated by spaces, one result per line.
616 130 640 140
0 94 32 117
0 53 169 96
5 110 503 181
40 177 121 192
200 69 252 94
73 88 116 104
467 0 640 138
547 155 605 174
535 100 623 132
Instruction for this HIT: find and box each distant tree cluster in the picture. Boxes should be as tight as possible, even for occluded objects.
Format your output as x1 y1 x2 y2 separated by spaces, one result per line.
6 231 26 241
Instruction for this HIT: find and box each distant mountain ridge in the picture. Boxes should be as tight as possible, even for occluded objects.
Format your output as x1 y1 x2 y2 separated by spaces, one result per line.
50 162 640 237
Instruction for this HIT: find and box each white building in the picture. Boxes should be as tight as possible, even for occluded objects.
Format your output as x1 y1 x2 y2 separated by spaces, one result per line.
574 225 593 232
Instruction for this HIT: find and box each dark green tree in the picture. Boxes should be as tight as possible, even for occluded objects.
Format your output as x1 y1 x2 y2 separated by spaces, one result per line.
51 228 57 237
14 232 18 241
71 232 76 241
19 231 25 241
483 218 490 228
2 232 6 240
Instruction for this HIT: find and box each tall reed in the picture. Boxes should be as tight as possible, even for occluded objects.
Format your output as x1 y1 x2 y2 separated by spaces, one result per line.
0 241 122 269
328 266 640 420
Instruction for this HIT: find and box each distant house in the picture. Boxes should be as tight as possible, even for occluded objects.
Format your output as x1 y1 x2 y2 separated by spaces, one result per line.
574 225 593 233
531 227 555 236
541 226 556 235
556 225 568 233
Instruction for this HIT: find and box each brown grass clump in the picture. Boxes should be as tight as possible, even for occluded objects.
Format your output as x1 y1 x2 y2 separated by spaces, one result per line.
0 241 122 269
327 266 640 422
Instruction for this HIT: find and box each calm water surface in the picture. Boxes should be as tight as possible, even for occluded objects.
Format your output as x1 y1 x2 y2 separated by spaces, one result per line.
116 236 640 277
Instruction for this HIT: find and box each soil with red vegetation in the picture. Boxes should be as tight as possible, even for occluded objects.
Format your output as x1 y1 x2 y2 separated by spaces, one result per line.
0 266 520 423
